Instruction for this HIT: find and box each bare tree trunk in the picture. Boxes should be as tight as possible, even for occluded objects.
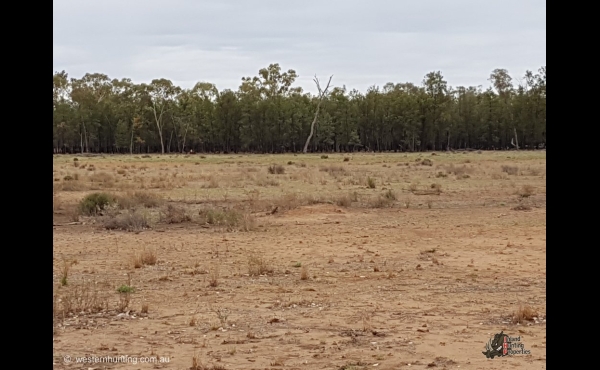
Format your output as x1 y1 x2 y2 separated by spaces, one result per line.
82 122 89 153
513 128 519 150
130 129 134 155
303 104 321 153
167 130 173 153
152 101 166 154
181 122 190 153
303 75 333 153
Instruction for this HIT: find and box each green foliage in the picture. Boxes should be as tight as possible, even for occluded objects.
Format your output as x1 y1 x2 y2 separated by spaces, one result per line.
117 285 135 293
53 65 546 154
79 192 115 215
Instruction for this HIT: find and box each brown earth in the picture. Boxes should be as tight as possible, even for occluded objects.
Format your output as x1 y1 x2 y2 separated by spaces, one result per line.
53 151 546 370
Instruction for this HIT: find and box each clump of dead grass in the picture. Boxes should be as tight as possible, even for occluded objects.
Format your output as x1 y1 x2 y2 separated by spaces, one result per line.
409 183 442 195
88 171 115 188
368 195 394 208
335 194 353 207
131 248 158 268
198 208 258 232
274 193 325 211
383 189 397 200
104 211 149 231
320 165 347 177
59 179 87 192
116 191 162 209
248 253 274 276
161 204 191 223
512 305 538 324
444 164 474 176
199 208 240 226
512 204 532 211
268 164 285 174
300 265 309 280
501 165 519 175
54 281 110 319
367 177 376 189
517 185 535 198
254 175 279 187
208 266 220 287
202 176 219 188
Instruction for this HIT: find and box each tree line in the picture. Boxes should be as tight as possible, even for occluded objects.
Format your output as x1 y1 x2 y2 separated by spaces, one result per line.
53 63 546 154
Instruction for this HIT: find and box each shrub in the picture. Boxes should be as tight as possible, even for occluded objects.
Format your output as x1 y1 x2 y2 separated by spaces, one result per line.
79 192 115 215
163 205 191 224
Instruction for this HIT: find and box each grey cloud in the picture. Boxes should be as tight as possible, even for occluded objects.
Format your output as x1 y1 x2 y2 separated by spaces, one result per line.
54 0 546 94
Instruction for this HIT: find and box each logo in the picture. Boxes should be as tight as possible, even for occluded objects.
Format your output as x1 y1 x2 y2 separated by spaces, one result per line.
482 331 531 358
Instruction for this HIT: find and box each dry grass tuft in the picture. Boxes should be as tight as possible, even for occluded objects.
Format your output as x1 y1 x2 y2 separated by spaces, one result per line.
445 164 474 176
335 194 353 207
163 205 191 224
116 191 162 209
248 253 274 276
300 265 309 280
383 189 397 200
512 204 532 211
367 177 376 189
60 259 74 286
268 164 285 174
131 248 157 268
512 305 538 324
502 165 519 175
89 172 115 188
54 281 110 318
320 165 347 176
208 265 220 287
517 185 535 198
104 211 148 231
368 195 394 208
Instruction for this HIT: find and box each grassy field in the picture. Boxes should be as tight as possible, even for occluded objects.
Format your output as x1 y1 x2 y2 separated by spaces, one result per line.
53 151 546 370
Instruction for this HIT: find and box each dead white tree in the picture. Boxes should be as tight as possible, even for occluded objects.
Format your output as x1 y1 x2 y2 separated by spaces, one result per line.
511 128 519 150
303 75 333 153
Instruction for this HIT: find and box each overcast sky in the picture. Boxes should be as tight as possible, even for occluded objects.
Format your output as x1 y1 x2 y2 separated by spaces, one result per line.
53 0 546 94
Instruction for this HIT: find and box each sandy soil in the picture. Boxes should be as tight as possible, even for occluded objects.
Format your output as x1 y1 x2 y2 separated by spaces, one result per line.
53 152 546 370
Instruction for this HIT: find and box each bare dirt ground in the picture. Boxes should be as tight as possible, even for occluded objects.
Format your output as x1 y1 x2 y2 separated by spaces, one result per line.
53 151 546 370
